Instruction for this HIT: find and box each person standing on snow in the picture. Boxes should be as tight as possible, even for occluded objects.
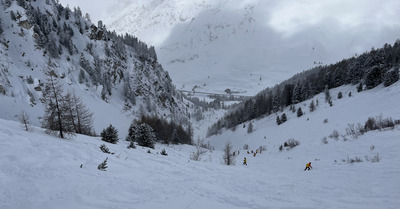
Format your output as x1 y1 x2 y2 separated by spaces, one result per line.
243 157 247 165
304 162 312 171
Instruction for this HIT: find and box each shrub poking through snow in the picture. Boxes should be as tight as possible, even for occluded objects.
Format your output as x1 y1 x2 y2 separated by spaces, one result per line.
347 156 362 163
160 149 168 156
98 157 108 171
321 137 328 144
282 138 300 150
370 153 380 162
364 115 395 131
329 130 340 141
191 138 207 161
127 141 136 149
99 144 111 154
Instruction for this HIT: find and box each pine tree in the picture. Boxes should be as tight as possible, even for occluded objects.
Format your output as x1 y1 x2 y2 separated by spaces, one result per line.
127 122 156 148
365 66 383 89
100 124 119 144
247 121 254 133
136 123 156 148
324 86 331 103
172 128 180 144
337 92 343 99
297 107 303 117
357 83 363 92
276 115 281 125
281 113 287 123
309 99 316 112
126 123 140 142
272 95 280 113
383 68 399 87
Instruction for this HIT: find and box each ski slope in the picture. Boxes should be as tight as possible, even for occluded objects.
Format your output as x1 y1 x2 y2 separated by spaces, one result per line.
1 82 400 209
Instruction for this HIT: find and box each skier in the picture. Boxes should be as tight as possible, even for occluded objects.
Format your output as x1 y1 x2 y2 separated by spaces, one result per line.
243 157 247 165
304 162 312 171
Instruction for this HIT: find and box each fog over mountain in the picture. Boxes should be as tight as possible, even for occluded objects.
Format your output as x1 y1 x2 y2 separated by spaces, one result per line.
59 0 400 96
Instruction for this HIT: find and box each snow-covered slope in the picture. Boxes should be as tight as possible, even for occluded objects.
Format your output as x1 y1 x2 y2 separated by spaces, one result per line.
105 0 400 96
1 82 399 209
0 0 189 136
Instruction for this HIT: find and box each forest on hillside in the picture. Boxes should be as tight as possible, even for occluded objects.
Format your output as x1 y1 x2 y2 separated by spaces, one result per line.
207 40 400 136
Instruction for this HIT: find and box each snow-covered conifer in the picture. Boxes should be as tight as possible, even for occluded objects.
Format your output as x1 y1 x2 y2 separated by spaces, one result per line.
281 113 287 123
100 124 119 144
383 68 399 87
297 107 303 117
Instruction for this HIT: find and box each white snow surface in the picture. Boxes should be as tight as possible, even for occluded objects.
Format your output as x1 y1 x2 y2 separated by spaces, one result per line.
1 82 400 209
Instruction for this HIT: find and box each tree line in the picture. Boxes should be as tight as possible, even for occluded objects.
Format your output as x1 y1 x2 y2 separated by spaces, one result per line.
207 40 400 137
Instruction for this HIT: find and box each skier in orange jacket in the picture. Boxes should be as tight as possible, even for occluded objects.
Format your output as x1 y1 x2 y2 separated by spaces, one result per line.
304 162 312 171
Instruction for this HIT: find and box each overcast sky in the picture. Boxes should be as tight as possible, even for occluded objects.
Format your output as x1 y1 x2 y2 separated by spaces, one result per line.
58 0 116 23
57 0 400 62
58 0 400 41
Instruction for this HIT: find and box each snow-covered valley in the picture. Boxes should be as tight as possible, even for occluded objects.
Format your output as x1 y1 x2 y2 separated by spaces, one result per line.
1 0 400 208
104 0 400 96
1 82 399 209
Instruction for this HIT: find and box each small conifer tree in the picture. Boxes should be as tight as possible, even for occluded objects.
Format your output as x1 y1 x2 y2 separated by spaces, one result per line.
276 115 281 125
297 107 303 117
247 121 254 133
281 113 287 123
309 99 316 112
337 92 343 99
100 124 119 144
98 157 108 171
160 149 168 156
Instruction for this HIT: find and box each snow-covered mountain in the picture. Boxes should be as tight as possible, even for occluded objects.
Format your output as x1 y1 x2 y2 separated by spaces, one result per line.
1 81 399 209
105 0 400 96
0 0 189 136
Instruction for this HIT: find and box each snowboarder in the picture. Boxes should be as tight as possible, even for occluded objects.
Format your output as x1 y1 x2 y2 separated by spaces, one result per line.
243 157 247 165
304 162 312 171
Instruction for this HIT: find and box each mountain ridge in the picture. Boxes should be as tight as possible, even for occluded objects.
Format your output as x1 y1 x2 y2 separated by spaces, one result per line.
0 0 189 136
